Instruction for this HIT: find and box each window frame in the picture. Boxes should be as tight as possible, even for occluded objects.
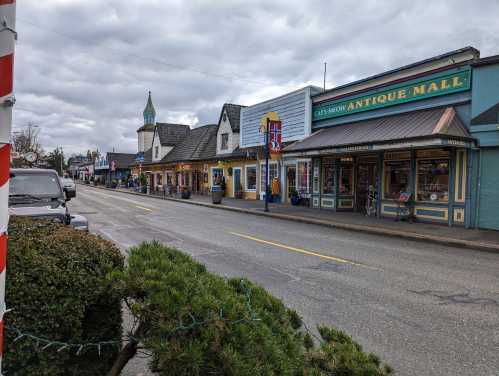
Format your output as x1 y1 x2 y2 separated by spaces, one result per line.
296 159 311 196
321 159 336 195
154 145 159 159
220 133 229 150
211 167 224 186
382 158 411 200
244 164 257 192
415 157 450 203
259 161 278 193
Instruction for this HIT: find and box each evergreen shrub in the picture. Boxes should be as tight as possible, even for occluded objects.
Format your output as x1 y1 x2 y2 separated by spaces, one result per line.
115 241 392 376
5 217 124 376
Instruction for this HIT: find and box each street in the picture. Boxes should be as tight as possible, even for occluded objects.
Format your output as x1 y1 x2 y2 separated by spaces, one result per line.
71 185 499 376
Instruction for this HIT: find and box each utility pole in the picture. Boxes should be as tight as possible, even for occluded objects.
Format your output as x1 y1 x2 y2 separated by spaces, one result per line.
0 0 16 373
323 62 327 92
59 147 64 176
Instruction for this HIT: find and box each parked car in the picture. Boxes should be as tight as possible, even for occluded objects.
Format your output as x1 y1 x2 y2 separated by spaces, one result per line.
60 177 76 197
9 169 88 231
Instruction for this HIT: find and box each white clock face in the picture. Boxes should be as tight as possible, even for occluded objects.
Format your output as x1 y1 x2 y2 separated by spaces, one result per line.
24 152 37 163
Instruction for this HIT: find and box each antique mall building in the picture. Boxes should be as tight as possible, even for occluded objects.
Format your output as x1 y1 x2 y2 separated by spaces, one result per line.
283 47 499 230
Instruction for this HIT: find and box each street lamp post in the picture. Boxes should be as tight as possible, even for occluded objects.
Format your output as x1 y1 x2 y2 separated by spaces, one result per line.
264 118 270 212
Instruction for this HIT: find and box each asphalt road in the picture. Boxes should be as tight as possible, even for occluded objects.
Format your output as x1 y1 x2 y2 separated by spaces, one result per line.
70 185 499 376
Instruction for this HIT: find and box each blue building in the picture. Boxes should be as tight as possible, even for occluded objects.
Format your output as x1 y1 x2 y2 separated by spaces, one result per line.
284 47 499 229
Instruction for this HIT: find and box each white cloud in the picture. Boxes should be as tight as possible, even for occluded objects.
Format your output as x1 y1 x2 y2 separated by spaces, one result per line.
12 0 499 156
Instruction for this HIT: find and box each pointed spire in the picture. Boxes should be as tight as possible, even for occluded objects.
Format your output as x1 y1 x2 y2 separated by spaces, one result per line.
143 91 156 125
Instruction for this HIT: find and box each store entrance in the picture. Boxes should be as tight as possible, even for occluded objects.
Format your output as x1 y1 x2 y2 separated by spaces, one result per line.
286 166 296 203
355 162 377 213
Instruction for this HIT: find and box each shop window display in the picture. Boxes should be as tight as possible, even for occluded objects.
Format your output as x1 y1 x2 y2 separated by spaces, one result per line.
339 165 353 195
212 168 223 185
322 161 335 194
297 161 310 194
245 165 257 191
260 163 278 192
384 160 410 199
417 159 449 202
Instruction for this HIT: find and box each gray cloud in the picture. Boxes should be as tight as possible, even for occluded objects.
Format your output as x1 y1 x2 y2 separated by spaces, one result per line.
12 0 499 156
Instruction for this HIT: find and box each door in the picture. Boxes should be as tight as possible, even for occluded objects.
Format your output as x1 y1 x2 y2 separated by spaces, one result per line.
233 168 242 196
355 163 377 212
478 149 499 230
286 166 296 203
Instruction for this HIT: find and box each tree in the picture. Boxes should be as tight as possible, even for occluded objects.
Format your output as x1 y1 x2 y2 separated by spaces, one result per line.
11 123 44 167
46 147 66 176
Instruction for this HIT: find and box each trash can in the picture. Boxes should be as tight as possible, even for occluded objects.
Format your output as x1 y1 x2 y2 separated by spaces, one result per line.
212 185 223 204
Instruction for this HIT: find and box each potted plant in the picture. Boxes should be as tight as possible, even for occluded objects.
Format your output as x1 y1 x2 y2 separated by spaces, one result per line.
180 186 191 199
227 167 233 176
290 189 300 206
111 179 118 189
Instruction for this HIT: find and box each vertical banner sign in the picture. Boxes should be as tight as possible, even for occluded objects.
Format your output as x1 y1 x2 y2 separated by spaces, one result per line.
269 120 282 154
0 0 15 373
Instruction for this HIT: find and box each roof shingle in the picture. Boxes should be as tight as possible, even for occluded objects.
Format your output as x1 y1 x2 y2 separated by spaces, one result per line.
156 123 190 146
107 152 136 169
219 103 246 132
161 124 218 163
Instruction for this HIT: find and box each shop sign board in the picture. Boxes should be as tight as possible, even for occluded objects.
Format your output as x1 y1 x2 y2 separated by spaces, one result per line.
313 68 471 122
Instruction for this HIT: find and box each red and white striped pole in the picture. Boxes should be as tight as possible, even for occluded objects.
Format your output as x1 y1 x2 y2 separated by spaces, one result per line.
0 0 16 373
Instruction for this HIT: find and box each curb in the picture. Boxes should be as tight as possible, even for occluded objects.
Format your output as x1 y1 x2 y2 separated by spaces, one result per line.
78 183 499 253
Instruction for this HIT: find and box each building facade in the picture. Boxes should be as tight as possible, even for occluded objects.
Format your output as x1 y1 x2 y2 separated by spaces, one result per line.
284 47 499 229
240 86 322 203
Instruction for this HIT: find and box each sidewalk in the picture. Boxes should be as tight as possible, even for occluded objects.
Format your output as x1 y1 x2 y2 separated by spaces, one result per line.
81 183 499 252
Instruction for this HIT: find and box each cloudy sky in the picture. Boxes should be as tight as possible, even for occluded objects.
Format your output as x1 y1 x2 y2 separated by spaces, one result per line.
12 0 499 156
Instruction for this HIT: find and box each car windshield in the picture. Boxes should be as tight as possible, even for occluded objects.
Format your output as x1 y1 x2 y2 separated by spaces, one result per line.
10 173 62 197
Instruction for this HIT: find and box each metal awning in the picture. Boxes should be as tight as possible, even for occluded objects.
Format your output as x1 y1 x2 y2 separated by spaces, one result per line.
284 107 475 157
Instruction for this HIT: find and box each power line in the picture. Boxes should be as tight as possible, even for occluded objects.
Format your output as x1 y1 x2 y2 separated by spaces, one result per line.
17 18 269 87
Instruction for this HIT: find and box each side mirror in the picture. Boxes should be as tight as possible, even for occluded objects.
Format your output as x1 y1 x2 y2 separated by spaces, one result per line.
65 188 76 200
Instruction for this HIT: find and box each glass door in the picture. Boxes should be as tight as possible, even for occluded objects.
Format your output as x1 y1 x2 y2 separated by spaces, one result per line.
286 166 296 203
356 163 377 213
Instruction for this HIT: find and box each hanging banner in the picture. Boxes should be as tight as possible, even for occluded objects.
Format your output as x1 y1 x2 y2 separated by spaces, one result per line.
269 120 282 153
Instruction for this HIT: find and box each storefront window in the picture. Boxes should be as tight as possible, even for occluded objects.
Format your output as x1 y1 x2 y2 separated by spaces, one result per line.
297 161 310 194
245 165 257 191
260 163 278 192
322 161 335 194
212 168 223 185
383 160 411 199
339 165 353 195
417 159 449 202
166 172 173 185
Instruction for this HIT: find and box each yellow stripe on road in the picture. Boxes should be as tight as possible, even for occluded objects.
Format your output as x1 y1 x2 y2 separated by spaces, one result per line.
135 205 152 212
230 232 376 269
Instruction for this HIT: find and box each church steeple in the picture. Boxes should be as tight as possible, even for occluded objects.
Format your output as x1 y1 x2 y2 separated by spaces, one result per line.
143 91 156 125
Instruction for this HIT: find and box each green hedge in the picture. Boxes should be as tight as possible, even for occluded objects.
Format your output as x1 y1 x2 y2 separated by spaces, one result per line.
5 217 124 376
115 241 392 376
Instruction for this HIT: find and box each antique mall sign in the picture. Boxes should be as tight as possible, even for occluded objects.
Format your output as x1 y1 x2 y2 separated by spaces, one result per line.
313 68 471 122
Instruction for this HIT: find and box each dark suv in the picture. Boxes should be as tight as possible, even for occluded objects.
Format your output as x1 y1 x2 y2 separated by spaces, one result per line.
9 168 88 231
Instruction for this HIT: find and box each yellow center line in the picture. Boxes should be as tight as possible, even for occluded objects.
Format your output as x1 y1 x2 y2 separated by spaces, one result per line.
135 205 152 212
229 232 378 270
